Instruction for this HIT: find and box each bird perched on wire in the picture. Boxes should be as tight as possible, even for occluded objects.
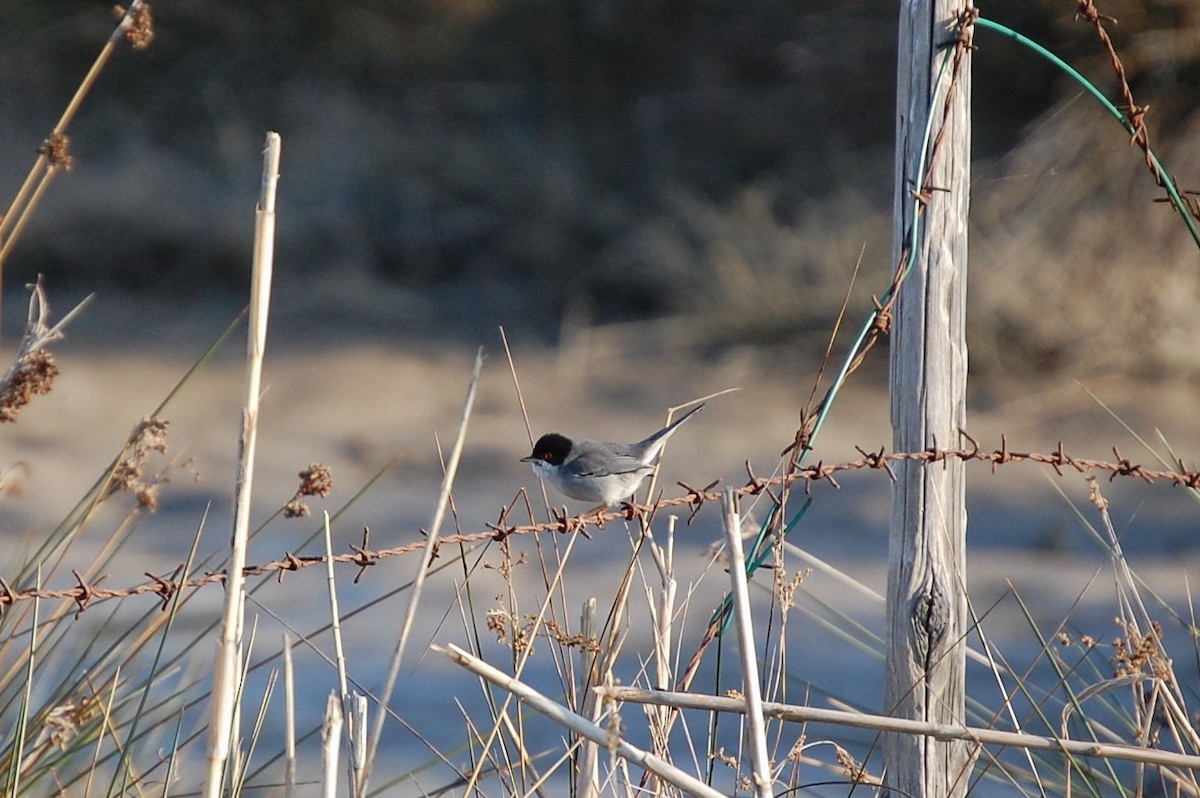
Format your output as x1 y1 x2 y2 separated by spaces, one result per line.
521 404 704 506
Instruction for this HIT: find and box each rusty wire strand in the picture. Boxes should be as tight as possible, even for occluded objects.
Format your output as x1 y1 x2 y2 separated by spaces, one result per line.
8 437 1194 614
1069 0 1199 225
1072 1 1155 173
786 9 979 469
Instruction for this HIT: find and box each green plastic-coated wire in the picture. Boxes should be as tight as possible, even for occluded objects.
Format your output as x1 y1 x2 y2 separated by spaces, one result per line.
714 12 1200 634
705 13 966 643
975 16 1200 249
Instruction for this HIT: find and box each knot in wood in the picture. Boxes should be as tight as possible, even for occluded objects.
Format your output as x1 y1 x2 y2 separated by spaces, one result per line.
912 582 950 655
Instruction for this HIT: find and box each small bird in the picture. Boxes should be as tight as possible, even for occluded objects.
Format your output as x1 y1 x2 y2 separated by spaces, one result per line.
521 404 704 505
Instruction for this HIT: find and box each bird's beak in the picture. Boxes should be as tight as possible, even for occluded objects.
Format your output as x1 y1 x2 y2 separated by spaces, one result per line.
519 455 536 463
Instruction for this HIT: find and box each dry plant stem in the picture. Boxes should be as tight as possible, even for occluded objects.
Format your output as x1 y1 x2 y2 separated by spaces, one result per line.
458 516 595 792
322 511 364 796
600 686 1200 772
203 131 281 798
577 598 600 798
322 692 344 798
0 1 149 322
721 490 773 798
0 173 60 318
462 525 589 793
362 348 484 787
347 696 368 793
438 643 728 798
83 668 121 798
8 567 40 795
647 518 677 757
283 633 296 798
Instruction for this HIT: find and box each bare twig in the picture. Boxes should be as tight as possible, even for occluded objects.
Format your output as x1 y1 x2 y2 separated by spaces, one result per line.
362 348 485 790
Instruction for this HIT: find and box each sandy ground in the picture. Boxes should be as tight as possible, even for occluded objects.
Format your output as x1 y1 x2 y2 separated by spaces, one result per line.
4 293 1200 790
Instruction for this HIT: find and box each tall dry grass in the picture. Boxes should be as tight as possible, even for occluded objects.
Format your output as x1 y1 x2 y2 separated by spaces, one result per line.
3 4 1200 797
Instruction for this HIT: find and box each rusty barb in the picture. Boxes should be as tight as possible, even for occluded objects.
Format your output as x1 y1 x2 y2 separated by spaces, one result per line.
1073 0 1149 150
5 433 1196 615
1073 0 1200 222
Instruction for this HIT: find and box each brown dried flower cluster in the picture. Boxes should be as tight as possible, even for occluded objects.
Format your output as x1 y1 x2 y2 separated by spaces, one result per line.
1113 620 1168 679
283 462 334 518
0 349 59 423
114 3 155 50
835 744 879 785
104 418 170 510
484 609 599 654
36 134 73 171
486 608 532 652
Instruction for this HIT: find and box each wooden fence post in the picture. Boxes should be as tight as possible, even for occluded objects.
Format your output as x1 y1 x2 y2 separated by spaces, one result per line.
887 3 975 798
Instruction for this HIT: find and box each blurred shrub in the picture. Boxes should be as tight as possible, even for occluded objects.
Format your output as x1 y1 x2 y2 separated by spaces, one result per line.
0 1 1197 377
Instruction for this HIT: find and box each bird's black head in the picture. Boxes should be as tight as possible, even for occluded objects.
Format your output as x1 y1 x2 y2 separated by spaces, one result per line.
522 433 573 466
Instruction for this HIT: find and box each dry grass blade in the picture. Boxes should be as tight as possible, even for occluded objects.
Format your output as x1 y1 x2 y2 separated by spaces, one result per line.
0 1 155 317
721 489 772 797
362 347 485 788
439 643 728 798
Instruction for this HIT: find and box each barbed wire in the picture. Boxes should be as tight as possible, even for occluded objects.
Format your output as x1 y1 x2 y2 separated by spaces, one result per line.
1073 0 1200 222
7 433 1195 616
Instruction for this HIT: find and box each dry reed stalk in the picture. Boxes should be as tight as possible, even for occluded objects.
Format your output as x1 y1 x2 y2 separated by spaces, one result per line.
203 131 281 798
577 597 600 798
362 349 484 788
721 489 773 798
600 686 1200 772
640 515 679 773
321 510 365 795
439 642 728 798
322 692 344 798
0 1 153 332
282 633 296 798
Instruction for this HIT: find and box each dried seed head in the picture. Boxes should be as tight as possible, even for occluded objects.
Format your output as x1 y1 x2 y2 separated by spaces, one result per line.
103 418 170 508
297 463 333 497
114 4 155 50
0 349 59 423
37 134 73 170
284 463 334 517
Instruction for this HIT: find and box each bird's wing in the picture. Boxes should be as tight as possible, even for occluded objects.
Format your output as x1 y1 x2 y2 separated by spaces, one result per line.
565 447 654 478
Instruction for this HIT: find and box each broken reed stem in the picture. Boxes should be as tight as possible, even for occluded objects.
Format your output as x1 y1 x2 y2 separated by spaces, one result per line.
203 131 280 798
577 598 600 798
362 348 485 789
0 1 152 331
322 693 344 798
721 489 773 798
599 686 1200 772
438 643 728 798
283 633 296 798
322 510 364 796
